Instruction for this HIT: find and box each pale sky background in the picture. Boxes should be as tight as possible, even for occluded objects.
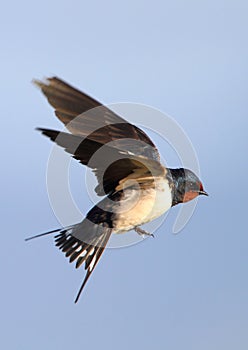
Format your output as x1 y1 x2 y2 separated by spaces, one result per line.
1 1 248 349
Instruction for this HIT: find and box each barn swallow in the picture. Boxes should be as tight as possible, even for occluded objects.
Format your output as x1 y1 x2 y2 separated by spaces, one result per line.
26 77 208 303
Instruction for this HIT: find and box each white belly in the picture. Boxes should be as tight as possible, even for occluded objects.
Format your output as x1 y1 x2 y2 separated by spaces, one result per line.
113 179 172 233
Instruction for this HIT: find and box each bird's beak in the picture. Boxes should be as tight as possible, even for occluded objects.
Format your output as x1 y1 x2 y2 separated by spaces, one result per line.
199 190 208 196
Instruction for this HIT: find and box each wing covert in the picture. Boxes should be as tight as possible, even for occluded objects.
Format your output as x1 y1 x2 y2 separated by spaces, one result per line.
34 77 160 161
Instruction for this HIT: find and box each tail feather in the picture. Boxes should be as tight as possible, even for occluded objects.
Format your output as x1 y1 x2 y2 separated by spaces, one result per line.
41 223 113 303
25 228 62 241
74 231 110 303
26 208 113 303
65 242 81 257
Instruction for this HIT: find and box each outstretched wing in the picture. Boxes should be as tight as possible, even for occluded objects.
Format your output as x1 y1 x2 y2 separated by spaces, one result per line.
37 127 165 195
34 77 160 161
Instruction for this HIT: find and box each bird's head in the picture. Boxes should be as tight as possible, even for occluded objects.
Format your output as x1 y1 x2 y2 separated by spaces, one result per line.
169 168 208 206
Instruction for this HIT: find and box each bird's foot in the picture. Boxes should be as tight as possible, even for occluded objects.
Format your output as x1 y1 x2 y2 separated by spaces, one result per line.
134 227 154 238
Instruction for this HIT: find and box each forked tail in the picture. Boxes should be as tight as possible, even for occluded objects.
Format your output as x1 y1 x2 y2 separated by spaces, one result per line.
26 220 112 303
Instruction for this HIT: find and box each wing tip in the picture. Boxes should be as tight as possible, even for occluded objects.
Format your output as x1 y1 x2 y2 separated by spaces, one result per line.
35 127 48 133
32 76 59 89
32 78 43 89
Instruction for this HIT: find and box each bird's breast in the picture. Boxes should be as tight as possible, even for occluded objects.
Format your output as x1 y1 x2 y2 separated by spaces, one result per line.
113 178 172 233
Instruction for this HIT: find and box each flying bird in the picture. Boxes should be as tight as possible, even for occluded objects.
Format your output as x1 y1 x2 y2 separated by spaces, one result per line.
26 77 208 303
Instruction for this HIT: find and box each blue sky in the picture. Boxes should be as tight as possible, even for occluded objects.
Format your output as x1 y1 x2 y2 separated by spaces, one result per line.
1 1 248 349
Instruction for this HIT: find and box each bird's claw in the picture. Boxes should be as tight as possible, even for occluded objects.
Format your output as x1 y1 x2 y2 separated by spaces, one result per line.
135 227 154 238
